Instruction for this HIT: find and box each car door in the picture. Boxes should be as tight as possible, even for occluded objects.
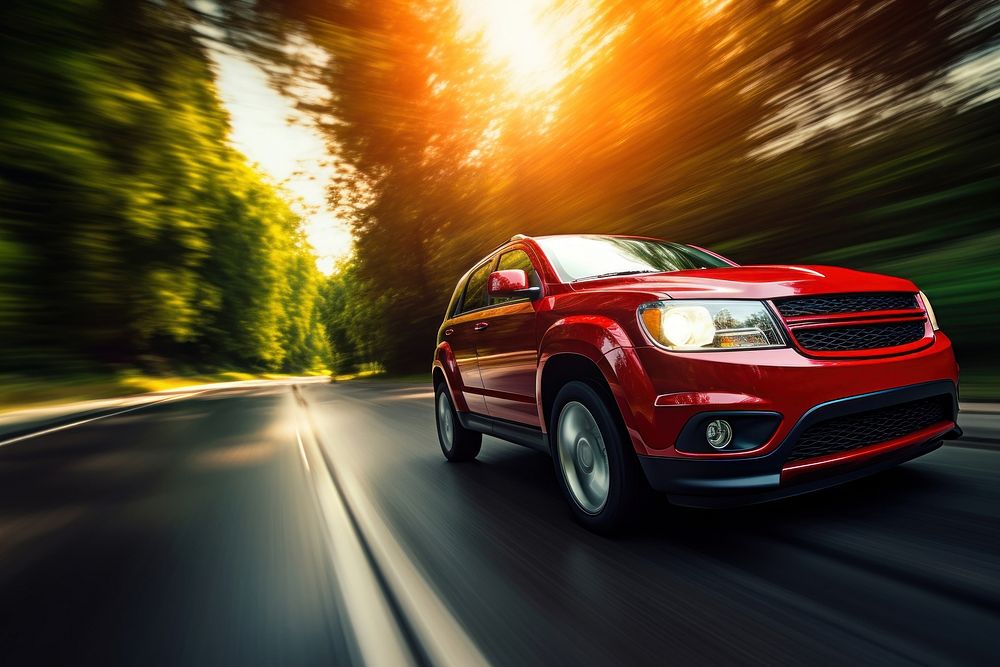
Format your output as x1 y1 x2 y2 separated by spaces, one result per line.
443 258 495 415
475 247 543 426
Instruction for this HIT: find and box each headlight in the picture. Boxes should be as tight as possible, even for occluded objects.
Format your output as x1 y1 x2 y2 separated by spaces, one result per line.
639 300 785 350
918 290 940 331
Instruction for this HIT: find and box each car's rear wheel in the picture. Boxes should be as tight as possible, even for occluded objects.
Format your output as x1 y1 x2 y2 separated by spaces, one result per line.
550 381 648 532
435 383 482 462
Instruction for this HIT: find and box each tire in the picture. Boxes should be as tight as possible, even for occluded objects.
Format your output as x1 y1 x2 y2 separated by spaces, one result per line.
435 383 482 462
550 380 649 533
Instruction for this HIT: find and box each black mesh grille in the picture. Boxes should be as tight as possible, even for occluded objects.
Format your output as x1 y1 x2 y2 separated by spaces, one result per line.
775 293 918 317
787 395 952 462
794 321 925 351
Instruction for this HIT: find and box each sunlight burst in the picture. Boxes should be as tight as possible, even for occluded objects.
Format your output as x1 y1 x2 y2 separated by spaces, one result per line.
457 0 581 93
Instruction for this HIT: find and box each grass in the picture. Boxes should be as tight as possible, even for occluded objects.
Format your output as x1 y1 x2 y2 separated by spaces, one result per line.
0 369 330 414
359 372 431 383
329 370 430 384
329 368 384 382
328 361 429 384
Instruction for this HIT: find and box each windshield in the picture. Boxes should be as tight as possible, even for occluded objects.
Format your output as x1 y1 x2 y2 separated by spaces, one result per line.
535 235 732 282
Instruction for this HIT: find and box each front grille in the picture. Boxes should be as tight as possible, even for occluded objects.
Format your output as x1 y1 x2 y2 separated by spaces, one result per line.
775 293 918 317
787 395 951 462
793 321 925 351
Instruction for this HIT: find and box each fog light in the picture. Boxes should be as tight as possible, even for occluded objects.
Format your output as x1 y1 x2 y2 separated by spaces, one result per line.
706 419 733 449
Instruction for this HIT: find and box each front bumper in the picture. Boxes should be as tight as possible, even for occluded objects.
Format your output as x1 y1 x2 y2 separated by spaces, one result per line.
638 380 960 507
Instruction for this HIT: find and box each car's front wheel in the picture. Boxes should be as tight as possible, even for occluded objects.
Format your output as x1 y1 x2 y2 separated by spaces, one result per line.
435 383 482 462
550 381 648 532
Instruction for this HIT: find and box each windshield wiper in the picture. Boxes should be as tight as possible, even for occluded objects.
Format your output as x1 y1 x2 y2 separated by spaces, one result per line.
577 270 657 281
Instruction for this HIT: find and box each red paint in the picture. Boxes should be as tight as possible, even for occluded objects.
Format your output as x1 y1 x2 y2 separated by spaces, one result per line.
631 335 957 458
476 300 539 424
488 269 530 295
432 234 959 499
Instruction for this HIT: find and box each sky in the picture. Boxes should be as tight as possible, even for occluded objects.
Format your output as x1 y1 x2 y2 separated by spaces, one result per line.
209 0 573 275
212 51 351 275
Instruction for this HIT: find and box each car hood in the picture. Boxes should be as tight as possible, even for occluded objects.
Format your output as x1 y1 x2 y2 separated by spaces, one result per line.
572 265 918 300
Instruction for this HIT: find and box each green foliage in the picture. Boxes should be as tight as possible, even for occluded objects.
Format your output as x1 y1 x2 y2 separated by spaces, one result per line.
0 0 329 374
318 262 364 374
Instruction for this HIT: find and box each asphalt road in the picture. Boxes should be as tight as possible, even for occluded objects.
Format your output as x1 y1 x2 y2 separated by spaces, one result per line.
1 380 998 666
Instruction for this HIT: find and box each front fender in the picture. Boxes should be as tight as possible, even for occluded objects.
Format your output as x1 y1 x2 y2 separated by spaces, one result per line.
537 317 657 454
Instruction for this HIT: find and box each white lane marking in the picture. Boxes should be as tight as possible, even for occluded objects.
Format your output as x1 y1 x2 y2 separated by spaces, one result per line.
295 425 310 472
0 390 209 449
337 465 490 667
295 385 488 666
294 409 415 667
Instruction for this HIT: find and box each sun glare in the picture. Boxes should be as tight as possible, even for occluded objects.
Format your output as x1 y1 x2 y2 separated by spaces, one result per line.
457 0 581 93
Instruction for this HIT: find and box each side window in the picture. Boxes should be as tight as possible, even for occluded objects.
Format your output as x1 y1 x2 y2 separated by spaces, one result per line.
491 249 540 305
460 260 493 313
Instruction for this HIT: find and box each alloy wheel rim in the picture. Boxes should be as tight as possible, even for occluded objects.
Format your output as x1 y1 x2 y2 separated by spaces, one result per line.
557 401 610 514
437 392 454 450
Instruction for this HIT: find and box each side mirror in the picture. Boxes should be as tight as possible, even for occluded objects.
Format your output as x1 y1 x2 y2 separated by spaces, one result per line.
488 269 541 300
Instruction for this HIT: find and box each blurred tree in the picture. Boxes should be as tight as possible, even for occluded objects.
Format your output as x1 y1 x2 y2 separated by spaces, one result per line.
318 261 365 374
8 0 995 380
225 0 502 372
0 0 330 374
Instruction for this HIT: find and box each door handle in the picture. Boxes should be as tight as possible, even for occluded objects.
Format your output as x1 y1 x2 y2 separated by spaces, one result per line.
444 328 454 336
473 321 490 332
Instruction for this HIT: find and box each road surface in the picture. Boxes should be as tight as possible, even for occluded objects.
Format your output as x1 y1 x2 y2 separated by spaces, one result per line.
1 379 998 665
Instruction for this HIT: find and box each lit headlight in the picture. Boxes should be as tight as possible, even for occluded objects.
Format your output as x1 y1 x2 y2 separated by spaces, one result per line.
639 300 785 350
918 291 940 331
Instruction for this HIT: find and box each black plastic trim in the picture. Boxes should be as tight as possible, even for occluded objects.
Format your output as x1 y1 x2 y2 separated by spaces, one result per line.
666 438 943 508
942 425 963 440
457 412 549 454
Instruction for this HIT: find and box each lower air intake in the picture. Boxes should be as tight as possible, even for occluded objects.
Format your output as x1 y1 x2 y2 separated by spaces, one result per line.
787 395 951 462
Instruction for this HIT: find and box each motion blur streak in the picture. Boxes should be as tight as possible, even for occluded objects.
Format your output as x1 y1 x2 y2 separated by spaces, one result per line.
3 0 999 397
214 0 1000 396
2 0 1000 663
0 381 998 663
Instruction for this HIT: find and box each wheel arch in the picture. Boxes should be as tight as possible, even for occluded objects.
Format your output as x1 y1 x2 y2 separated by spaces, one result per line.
537 317 657 455
539 353 610 431
432 341 470 412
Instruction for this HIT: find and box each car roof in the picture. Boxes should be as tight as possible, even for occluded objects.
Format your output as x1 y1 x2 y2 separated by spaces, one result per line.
529 233 667 242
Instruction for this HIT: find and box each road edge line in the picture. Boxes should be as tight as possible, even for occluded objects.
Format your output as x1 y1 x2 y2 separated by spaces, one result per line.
0 390 209 448
336 466 491 667
295 385 489 667
292 390 418 667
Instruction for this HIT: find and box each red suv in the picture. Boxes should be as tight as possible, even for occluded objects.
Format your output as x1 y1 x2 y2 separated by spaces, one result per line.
432 234 960 531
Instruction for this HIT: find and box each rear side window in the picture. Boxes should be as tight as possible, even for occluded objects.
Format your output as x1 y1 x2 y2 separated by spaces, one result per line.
459 261 493 313
491 249 540 305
